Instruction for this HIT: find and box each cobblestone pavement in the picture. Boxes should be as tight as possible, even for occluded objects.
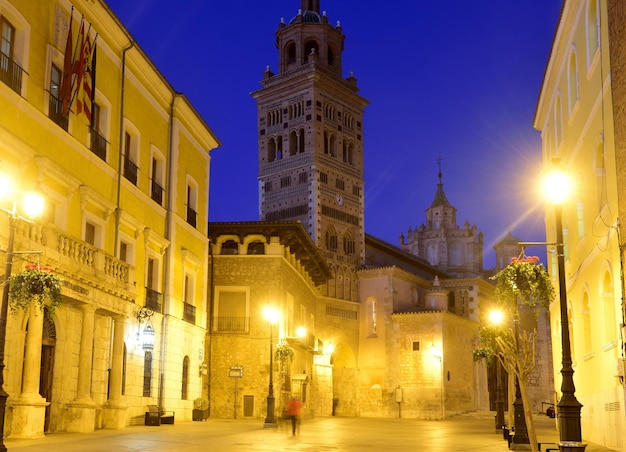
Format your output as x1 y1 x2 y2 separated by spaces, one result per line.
4 412 618 451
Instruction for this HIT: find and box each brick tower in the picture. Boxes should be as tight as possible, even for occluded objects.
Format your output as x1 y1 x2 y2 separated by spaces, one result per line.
252 1 369 301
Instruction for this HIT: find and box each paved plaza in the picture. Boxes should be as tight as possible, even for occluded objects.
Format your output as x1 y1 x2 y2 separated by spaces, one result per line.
4 412 616 452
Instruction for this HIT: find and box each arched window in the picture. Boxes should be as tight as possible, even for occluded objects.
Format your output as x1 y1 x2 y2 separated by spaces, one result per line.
286 42 296 65
247 241 265 255
221 240 239 255
276 136 283 160
325 227 338 251
586 0 599 68
343 232 355 255
327 46 335 66
601 269 616 343
304 41 319 63
181 356 190 400
567 50 579 115
428 244 438 265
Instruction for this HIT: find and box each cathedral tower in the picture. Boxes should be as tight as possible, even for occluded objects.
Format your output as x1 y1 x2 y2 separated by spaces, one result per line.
252 1 369 301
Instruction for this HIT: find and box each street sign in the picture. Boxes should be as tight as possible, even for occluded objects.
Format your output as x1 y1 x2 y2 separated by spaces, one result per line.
229 366 243 378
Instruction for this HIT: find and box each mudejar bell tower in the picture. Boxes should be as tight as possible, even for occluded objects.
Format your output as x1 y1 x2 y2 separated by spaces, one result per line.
252 1 368 301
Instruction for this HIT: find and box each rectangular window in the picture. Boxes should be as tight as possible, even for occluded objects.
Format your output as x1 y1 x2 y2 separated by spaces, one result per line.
320 172 328 184
143 351 152 397
1 17 22 94
412 341 420 351
119 242 128 262
85 222 96 246
186 183 197 227
280 176 291 188
90 103 106 160
335 179 345 190
215 289 249 333
146 257 162 312
299 173 307 184
264 181 273 192
150 157 164 205
123 132 138 185
48 64 67 130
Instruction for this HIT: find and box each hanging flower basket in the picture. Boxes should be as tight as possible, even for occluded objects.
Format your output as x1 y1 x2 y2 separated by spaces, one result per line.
472 345 496 364
490 255 555 311
7 263 62 314
274 343 294 363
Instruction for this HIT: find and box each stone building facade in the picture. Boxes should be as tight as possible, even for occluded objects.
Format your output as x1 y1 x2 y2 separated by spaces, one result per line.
0 0 219 437
534 0 625 449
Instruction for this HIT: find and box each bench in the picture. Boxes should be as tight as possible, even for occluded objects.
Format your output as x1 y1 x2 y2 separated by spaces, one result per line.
145 405 175 426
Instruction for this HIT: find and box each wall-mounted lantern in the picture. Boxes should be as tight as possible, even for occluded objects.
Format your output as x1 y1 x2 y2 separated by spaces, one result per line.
136 306 155 352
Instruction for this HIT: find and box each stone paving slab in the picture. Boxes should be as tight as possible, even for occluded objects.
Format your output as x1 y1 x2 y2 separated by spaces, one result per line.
3 413 617 451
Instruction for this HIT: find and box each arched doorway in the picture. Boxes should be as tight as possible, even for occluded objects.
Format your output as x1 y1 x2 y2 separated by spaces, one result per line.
39 308 56 432
331 342 357 416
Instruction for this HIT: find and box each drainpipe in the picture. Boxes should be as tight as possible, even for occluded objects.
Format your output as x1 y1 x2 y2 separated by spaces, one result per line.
113 41 134 258
158 93 179 412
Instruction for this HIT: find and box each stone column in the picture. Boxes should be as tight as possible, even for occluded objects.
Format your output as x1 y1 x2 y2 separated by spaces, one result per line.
103 315 128 429
67 305 97 433
9 303 48 439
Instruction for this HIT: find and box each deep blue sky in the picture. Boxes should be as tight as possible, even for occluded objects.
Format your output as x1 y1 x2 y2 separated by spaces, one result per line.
105 1 562 268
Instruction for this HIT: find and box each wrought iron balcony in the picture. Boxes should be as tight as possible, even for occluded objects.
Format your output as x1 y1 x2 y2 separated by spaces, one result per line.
48 93 68 131
0 52 24 95
215 316 249 333
183 302 196 324
123 156 138 185
90 130 107 161
151 180 164 206
145 287 162 313
186 206 197 228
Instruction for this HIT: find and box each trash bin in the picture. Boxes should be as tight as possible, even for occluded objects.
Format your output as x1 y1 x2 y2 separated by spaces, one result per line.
558 442 587 452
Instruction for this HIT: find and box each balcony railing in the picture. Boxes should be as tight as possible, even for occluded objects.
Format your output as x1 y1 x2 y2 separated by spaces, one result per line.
0 52 24 94
48 93 68 131
90 130 107 161
123 156 138 185
183 302 196 324
151 180 164 206
7 218 132 295
145 287 162 313
186 206 197 228
215 316 249 333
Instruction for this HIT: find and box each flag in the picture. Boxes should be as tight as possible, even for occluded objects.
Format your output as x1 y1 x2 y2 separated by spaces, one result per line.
60 11 73 116
84 40 96 124
76 27 94 122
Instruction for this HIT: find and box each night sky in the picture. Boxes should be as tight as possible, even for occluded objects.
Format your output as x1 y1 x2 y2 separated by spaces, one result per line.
105 1 563 268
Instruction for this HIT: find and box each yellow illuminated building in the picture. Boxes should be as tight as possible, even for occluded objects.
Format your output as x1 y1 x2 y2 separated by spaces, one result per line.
0 0 219 436
534 0 624 449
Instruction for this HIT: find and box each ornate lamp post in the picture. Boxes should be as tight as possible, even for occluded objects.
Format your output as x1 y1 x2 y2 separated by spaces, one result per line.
543 163 583 442
263 306 279 428
488 310 506 433
0 176 44 451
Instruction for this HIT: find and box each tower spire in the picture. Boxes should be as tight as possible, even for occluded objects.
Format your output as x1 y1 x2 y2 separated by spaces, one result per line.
301 0 320 13
437 154 443 186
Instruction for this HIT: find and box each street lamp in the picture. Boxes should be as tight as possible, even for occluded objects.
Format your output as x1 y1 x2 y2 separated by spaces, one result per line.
543 163 583 442
263 306 280 428
488 310 506 433
0 176 44 451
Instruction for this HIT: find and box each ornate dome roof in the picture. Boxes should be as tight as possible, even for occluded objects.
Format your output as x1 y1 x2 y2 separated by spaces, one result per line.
289 10 321 25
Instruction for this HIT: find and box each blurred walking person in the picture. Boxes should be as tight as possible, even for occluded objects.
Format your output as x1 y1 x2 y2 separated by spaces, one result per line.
287 397 302 435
